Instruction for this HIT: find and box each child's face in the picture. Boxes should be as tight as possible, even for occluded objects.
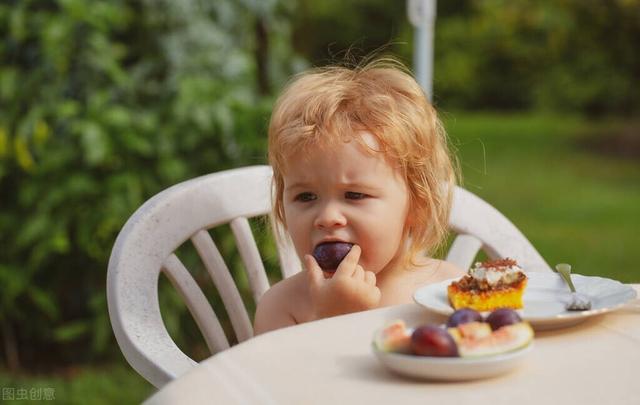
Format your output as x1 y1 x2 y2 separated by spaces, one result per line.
282 132 411 275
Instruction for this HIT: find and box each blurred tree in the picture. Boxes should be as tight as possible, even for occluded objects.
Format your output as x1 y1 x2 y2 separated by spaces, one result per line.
0 0 301 371
290 0 640 115
533 0 640 115
434 0 640 115
291 0 411 66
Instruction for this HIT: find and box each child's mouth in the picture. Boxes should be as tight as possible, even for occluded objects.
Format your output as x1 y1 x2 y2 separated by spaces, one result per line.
312 242 354 272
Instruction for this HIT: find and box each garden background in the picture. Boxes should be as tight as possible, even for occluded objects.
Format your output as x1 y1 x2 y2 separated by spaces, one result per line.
1 0 639 403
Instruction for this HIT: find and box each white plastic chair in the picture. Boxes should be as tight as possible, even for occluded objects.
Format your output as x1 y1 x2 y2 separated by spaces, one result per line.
107 165 551 388
446 186 552 272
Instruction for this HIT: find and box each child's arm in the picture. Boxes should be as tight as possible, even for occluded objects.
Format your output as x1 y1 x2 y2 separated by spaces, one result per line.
253 279 299 335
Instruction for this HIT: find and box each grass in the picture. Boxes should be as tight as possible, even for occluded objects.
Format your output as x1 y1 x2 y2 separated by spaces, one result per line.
443 112 640 282
0 364 153 404
4 111 638 403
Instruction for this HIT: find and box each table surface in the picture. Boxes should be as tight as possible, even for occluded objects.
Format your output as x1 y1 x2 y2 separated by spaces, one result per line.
146 285 640 405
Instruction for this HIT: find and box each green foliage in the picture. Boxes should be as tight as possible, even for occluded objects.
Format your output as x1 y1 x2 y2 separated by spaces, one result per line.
291 0 409 64
0 364 152 404
291 0 640 116
434 0 640 114
0 0 300 368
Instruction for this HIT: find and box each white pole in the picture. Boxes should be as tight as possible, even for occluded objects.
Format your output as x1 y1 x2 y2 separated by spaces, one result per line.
408 0 437 101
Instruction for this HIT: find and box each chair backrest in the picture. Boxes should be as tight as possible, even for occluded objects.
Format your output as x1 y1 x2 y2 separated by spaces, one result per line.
107 165 550 388
446 186 552 272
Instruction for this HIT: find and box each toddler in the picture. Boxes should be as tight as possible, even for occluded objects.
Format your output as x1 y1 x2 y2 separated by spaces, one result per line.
254 58 464 334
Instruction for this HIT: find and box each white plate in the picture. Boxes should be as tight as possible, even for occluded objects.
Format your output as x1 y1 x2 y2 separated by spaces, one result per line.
414 272 637 330
372 341 533 381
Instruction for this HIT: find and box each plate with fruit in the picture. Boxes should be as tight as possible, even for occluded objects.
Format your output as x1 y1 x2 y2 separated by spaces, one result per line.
414 272 637 330
372 309 534 381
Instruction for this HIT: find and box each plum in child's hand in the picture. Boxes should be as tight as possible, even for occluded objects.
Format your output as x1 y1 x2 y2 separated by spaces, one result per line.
410 325 459 357
446 308 483 327
485 308 522 331
312 242 354 272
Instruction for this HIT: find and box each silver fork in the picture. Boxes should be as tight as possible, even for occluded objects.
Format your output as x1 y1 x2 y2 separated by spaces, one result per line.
554 263 592 311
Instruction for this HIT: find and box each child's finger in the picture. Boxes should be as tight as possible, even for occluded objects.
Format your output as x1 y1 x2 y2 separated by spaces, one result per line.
353 265 365 282
304 254 325 287
364 270 377 286
334 245 361 277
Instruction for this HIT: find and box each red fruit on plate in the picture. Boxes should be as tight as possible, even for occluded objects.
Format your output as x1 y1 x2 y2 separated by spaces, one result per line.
446 308 483 327
486 308 522 331
410 325 459 357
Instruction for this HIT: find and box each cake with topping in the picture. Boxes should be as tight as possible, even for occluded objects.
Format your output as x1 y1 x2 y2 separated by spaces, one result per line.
447 258 528 311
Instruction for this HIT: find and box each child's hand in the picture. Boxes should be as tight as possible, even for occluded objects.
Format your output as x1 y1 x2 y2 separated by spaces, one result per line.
304 245 381 320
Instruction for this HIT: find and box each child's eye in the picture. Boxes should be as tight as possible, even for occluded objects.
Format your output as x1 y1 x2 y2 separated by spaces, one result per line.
345 191 367 200
294 192 316 202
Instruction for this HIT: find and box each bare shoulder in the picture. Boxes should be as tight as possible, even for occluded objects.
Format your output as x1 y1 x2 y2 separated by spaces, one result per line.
432 258 466 280
378 258 465 306
414 258 466 284
253 272 310 335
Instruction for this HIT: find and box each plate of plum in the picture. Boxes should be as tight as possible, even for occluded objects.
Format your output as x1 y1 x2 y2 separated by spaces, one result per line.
372 308 534 381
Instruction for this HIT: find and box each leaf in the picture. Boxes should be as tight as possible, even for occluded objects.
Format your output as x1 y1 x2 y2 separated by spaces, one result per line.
14 137 35 171
0 265 29 311
53 320 90 342
28 287 60 320
56 100 80 119
33 121 51 145
50 229 70 253
120 131 153 156
0 67 18 100
0 126 9 157
80 122 110 166
15 214 50 249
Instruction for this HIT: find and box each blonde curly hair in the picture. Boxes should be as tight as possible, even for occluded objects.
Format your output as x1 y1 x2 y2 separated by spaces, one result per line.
268 58 458 266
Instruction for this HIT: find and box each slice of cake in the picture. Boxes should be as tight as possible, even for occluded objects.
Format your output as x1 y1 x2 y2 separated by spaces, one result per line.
447 258 527 311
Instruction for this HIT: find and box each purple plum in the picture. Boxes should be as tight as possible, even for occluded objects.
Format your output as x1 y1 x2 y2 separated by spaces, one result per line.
485 308 522 331
411 325 459 357
446 308 483 328
312 242 354 272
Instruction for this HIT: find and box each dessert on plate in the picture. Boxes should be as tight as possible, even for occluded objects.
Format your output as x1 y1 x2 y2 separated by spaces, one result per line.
447 258 528 311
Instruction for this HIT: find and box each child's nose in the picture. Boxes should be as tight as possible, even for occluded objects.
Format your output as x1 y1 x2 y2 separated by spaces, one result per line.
313 201 347 229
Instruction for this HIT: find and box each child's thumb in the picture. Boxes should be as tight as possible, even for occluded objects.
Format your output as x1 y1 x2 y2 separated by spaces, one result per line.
304 254 324 287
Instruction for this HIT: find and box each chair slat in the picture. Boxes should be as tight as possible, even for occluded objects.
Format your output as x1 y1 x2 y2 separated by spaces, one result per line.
445 234 484 270
270 216 302 278
230 217 270 303
162 254 230 353
191 230 254 342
